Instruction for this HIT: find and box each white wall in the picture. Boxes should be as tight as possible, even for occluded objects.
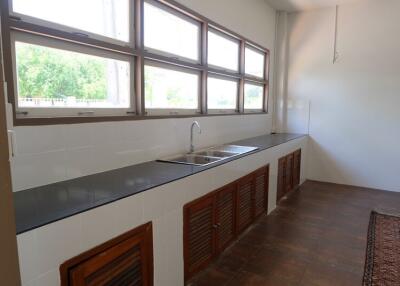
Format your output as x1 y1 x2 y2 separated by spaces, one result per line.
284 0 400 191
8 0 277 192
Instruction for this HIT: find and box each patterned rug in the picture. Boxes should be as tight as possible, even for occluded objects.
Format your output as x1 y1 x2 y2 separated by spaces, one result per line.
363 211 400 286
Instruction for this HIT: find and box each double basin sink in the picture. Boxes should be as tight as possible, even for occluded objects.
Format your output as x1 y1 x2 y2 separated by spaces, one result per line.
158 145 259 166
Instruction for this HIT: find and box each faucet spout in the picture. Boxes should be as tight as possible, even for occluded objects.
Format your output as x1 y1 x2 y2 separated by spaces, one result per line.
190 121 201 153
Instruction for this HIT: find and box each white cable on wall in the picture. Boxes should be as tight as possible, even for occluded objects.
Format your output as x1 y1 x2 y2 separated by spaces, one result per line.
271 11 280 133
333 5 340 64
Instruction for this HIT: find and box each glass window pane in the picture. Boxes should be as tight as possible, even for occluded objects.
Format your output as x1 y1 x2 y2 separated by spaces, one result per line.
208 77 237 110
245 47 265 78
145 65 199 109
144 2 199 61
12 0 129 42
244 83 264 110
208 30 239 71
15 42 131 108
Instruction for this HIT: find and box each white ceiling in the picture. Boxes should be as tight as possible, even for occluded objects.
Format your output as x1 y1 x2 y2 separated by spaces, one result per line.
265 0 363 12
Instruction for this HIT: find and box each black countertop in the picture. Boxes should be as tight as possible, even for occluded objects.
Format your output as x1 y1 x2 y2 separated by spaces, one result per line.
14 133 306 234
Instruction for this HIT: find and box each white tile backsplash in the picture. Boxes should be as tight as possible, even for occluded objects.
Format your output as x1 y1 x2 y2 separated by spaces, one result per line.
11 151 67 191
13 126 66 156
11 115 271 191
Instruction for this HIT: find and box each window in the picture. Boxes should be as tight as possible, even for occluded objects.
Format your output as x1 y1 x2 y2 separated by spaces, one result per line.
145 63 199 112
207 76 238 111
144 1 200 61
244 83 264 110
245 46 265 78
208 29 239 72
11 0 130 42
15 42 131 109
2 0 269 124
12 32 132 117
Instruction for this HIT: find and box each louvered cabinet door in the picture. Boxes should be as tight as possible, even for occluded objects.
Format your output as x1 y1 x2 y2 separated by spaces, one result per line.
254 166 269 218
70 237 144 286
236 174 254 233
293 149 301 187
277 156 286 202
285 153 294 194
184 196 215 280
215 183 236 253
61 223 153 286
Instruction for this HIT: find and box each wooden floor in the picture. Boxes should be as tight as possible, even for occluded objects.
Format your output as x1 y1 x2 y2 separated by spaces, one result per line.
188 180 400 286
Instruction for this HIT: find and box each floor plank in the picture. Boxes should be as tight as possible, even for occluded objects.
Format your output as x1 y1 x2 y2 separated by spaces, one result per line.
188 180 400 286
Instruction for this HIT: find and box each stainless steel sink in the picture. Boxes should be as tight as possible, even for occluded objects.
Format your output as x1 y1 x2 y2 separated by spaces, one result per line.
158 154 223 166
158 144 259 166
207 145 259 154
194 150 239 158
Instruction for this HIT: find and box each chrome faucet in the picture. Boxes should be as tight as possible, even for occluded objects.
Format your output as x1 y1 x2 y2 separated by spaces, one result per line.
190 121 201 153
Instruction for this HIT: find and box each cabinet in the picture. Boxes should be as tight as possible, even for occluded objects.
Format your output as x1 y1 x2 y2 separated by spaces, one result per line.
277 149 301 203
215 183 236 253
293 149 301 187
183 196 215 279
60 222 153 286
277 156 286 202
236 174 254 233
184 165 269 281
254 166 269 218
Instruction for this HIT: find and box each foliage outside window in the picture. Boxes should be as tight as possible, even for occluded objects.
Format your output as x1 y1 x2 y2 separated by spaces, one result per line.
144 64 199 111
207 77 238 110
244 83 264 110
16 41 130 109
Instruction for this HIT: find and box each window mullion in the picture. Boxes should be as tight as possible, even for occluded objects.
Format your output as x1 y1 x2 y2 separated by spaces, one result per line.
264 51 270 113
263 83 268 113
135 0 145 115
200 22 208 114
238 40 245 113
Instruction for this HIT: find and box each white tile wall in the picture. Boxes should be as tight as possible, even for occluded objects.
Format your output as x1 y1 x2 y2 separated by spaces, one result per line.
10 115 271 192
17 231 38 285
16 136 308 286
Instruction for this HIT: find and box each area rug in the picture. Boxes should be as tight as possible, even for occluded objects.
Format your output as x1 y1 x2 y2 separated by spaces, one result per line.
363 211 400 286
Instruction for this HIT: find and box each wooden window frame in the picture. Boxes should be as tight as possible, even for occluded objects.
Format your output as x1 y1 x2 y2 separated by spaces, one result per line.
0 0 270 126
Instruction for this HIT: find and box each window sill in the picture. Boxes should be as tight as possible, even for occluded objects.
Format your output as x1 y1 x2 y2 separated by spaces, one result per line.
13 112 268 126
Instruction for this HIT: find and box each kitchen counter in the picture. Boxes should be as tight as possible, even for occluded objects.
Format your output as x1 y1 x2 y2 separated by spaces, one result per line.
14 133 306 234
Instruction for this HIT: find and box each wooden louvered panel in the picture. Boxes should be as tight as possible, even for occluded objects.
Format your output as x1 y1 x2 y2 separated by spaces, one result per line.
184 164 271 282
237 175 254 233
254 166 269 218
82 244 142 286
293 149 301 187
285 153 294 194
277 156 286 202
60 223 153 286
184 195 215 279
215 184 236 252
